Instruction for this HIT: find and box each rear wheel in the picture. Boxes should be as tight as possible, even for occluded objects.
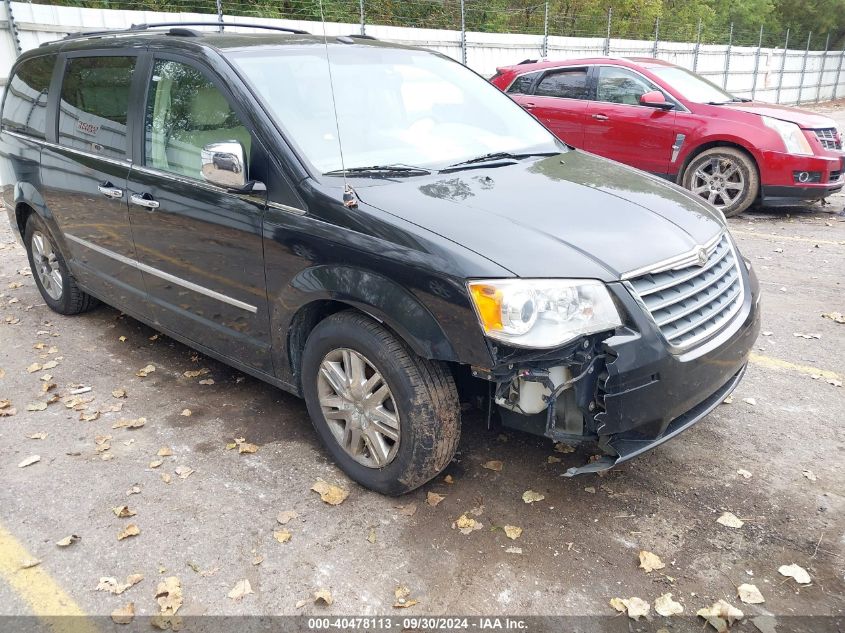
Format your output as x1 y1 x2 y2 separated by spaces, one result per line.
682 147 759 217
301 311 460 496
24 214 97 315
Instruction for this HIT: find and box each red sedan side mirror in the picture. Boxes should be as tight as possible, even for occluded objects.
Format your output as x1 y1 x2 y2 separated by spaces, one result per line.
640 90 674 110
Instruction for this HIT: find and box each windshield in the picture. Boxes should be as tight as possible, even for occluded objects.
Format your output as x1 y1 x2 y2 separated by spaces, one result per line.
650 65 738 104
231 45 560 173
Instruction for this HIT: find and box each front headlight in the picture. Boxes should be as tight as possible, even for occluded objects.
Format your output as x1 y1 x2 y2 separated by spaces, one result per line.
467 279 622 348
762 116 813 155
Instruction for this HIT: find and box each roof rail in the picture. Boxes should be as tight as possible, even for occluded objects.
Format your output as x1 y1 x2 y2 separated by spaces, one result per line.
59 20 310 42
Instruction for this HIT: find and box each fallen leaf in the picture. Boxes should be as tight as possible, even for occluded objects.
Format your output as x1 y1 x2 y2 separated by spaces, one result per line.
20 558 42 569
198 379 214 385
0 399 10 409
697 599 743 632
821 311 845 324
112 388 127 399
40 382 56 393
778 563 811 585
312 480 349 505
150 460 163 469
238 442 258 454
26 363 42 373
118 336 127 342
716 512 744 528
584 486 596 494
228 579 253 602
273 529 292 543
737 469 752 479
426 492 445 507
182 368 210 378
522 490 545 504
277 510 298 525
126 484 141 496
41 360 58 370
180 409 191 417
554 442 575 453
174 466 193 479
97 574 143 595
654 592 684 616
26 402 47 411
453 514 482 534
610 596 650 620
112 505 136 518
79 411 99 422
111 602 135 625
117 524 140 540
547 455 561 463
149 334 160 341
161 473 172 484
503 525 522 540
0 406 16 417
156 447 173 458
393 585 418 609
793 332 820 339
482 459 503 471
802 469 817 482
112 417 146 429
443 474 454 484
737 583 765 604
155 577 183 615
396 503 417 516
251 554 263 566
136 364 156 377
56 534 80 547
18 455 40 468
722 395 734 404
314 589 333 606
639 550 666 573
367 528 377 544
742 397 757 406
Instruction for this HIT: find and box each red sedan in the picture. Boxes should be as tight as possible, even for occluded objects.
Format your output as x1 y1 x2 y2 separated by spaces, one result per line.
491 57 844 216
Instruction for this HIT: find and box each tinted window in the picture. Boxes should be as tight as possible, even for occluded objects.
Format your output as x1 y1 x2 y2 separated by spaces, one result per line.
535 69 589 99
596 67 659 105
2 55 56 139
507 73 536 95
145 60 251 181
58 56 136 159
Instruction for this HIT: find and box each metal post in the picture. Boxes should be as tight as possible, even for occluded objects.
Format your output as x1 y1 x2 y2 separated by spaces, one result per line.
215 0 223 32
797 32 812 104
723 23 733 88
816 33 829 102
603 7 612 56
751 25 763 100
3 0 21 56
542 1 548 58
776 28 789 104
359 0 365 36
692 18 702 72
652 17 659 58
460 0 466 65
833 49 845 100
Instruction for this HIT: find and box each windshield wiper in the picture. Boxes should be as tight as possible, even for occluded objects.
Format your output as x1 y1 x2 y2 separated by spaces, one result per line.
444 151 559 170
708 97 750 105
323 164 431 177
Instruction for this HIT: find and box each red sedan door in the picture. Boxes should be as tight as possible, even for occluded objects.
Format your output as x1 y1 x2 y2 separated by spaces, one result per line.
512 66 591 148
583 66 677 175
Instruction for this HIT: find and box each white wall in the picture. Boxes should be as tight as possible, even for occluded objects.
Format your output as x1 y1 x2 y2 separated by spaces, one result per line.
2 1 843 105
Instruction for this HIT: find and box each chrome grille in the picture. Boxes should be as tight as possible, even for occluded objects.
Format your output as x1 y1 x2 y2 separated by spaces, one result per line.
813 127 842 150
627 233 743 348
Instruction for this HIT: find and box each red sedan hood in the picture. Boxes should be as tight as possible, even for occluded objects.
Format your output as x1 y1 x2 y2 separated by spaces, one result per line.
723 101 837 129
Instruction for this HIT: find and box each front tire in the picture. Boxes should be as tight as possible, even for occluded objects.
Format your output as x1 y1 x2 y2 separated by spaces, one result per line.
682 147 759 217
301 311 460 496
24 214 97 315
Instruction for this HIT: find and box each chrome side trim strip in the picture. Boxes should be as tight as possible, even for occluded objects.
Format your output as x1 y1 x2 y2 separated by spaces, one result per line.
65 233 258 314
670 133 686 163
621 231 723 280
4 129 131 168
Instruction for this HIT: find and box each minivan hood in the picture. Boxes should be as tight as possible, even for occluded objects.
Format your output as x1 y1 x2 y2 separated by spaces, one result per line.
722 101 837 129
356 151 726 280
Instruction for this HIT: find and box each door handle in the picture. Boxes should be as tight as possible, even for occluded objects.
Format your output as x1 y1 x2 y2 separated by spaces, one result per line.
523 102 536 110
130 193 160 210
97 183 123 199
591 113 609 121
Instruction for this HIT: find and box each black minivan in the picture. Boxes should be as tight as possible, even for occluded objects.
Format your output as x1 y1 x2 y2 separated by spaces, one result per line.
1 24 760 494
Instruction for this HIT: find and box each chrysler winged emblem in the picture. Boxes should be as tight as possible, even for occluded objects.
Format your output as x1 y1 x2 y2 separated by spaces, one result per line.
695 246 708 266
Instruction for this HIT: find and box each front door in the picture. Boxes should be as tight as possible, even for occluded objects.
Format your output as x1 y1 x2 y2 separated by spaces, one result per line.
583 66 677 175
40 53 147 312
126 56 272 373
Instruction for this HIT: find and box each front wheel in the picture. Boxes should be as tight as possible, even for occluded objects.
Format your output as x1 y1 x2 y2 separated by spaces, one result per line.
301 311 460 496
682 147 759 217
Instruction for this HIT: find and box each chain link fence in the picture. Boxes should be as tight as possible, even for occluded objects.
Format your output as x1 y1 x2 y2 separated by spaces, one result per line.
2 0 844 105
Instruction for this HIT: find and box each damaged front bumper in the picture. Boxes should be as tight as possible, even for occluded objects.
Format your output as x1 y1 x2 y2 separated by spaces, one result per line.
486 260 762 476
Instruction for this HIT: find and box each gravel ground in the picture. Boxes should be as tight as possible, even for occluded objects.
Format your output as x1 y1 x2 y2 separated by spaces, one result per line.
0 137 843 631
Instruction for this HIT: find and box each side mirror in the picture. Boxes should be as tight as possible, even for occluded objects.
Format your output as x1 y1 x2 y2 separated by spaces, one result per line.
640 90 674 110
201 141 247 189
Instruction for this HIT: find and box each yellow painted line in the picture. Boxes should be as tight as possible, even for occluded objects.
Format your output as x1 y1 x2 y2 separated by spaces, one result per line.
0 522 98 633
731 229 845 246
749 352 841 381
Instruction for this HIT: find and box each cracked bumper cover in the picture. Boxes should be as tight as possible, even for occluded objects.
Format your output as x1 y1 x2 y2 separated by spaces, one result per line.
565 261 762 476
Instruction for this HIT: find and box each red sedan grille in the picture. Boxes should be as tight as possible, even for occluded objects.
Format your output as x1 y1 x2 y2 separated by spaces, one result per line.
813 128 842 151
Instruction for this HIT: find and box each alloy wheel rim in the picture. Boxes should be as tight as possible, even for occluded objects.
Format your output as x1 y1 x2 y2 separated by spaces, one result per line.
691 157 745 209
31 231 63 301
317 348 401 469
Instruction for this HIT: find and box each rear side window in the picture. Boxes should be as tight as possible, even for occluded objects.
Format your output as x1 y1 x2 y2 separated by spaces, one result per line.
2 55 56 139
535 69 589 100
58 56 136 159
507 73 536 95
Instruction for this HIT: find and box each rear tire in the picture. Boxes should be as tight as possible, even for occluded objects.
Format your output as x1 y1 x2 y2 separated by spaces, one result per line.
24 214 97 315
682 147 759 217
301 310 460 496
